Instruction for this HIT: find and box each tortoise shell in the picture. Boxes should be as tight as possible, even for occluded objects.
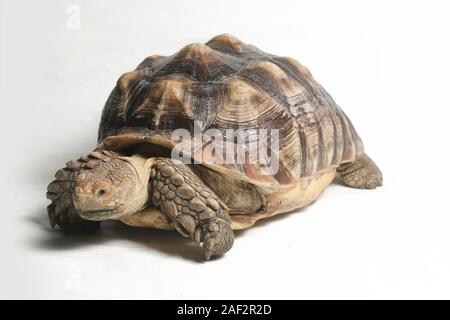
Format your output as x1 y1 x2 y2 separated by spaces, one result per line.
98 34 363 188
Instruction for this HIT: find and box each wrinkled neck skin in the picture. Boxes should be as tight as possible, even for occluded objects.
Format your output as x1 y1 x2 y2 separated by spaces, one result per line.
117 155 154 217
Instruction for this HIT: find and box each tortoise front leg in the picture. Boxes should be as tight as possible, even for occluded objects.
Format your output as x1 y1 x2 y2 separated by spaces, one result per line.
150 159 234 260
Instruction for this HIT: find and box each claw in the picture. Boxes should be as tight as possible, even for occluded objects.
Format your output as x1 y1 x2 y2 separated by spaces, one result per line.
47 204 57 228
193 228 202 245
204 238 216 260
47 180 62 194
205 251 212 261
46 192 59 201
203 234 219 260
174 223 190 237
201 220 234 260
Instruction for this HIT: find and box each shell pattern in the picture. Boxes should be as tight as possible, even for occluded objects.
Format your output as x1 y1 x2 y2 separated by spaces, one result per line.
98 34 363 185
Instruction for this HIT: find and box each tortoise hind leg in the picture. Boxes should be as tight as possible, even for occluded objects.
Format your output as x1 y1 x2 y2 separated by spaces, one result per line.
337 153 382 189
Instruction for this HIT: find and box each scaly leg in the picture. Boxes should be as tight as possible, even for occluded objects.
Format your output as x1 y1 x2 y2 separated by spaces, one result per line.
337 153 383 189
150 159 234 260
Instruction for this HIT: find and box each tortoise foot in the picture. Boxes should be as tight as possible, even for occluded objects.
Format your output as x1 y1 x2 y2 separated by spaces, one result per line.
337 153 383 189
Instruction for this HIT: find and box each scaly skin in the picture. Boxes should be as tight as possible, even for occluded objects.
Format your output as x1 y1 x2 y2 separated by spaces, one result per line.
150 159 234 260
337 153 383 189
47 152 234 260
46 150 119 232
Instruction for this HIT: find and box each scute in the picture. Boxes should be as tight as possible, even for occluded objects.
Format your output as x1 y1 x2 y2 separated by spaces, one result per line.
148 43 237 82
98 34 363 187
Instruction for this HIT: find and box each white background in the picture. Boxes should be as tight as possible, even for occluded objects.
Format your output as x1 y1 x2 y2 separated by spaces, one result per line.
1 0 449 299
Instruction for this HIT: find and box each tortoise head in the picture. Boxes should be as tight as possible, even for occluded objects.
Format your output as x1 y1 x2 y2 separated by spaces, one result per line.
73 156 150 221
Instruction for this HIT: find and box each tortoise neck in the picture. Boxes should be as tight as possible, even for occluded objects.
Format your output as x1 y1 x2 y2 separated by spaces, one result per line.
114 155 155 217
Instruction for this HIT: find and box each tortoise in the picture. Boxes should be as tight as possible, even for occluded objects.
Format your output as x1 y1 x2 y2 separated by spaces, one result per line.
46 34 382 260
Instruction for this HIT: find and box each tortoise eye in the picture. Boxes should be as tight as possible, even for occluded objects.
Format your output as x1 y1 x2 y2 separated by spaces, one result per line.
98 189 107 196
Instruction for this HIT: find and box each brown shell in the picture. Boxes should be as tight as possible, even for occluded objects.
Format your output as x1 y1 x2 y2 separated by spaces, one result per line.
98 34 363 187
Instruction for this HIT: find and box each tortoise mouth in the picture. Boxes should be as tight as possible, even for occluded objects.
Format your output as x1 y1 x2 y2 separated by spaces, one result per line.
79 208 116 221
